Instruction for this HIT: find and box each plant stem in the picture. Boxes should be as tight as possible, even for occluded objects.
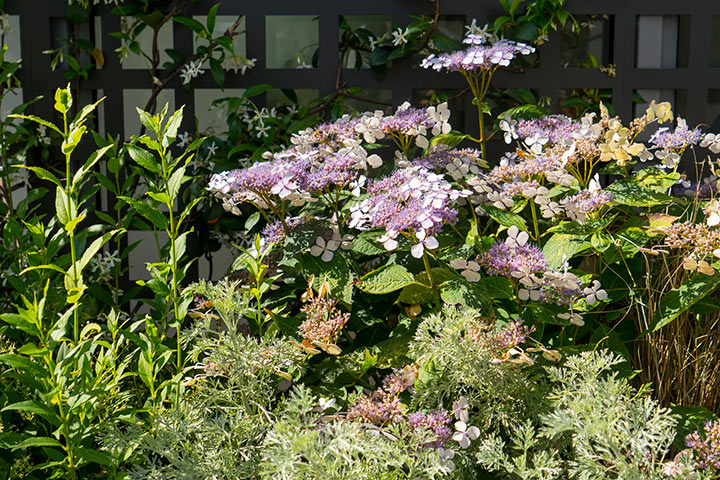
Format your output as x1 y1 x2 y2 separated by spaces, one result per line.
62 111 81 344
422 252 434 288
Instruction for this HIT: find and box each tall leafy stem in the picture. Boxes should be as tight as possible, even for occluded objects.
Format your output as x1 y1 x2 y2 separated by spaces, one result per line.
10 85 121 343
121 104 203 369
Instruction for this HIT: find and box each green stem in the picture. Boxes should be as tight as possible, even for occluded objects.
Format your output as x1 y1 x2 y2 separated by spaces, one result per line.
529 200 540 242
422 252 434 288
62 111 81 344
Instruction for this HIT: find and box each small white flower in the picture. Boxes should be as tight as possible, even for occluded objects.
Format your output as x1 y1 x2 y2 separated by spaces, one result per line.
427 102 452 136
410 230 439 258
177 131 191 148
655 149 680 168
583 280 607 305
368 36 378 51
505 225 529 248
701 133 720 154
499 117 518 144
180 60 203 85
540 201 563 218
415 134 429 149
451 397 469 422
206 143 218 157
449 259 481 282
452 421 480 449
465 18 490 39
367 154 383 169
309 236 340 262
705 199 720 226
525 133 548 154
377 233 398 251
318 397 335 410
270 175 298 199
392 27 409 46
558 311 584 326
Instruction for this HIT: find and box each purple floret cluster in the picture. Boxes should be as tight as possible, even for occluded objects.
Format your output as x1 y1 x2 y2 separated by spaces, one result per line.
421 38 535 73
650 119 704 151
475 320 536 351
686 420 720 471
261 216 306 245
406 410 453 448
560 189 614 224
516 115 580 145
479 242 547 278
379 106 434 136
349 166 470 244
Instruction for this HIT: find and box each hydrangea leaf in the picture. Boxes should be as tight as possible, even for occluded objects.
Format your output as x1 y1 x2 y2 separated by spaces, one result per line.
605 180 672 207
649 274 720 333
357 264 417 295
542 233 589 269
300 253 353 305
439 279 492 315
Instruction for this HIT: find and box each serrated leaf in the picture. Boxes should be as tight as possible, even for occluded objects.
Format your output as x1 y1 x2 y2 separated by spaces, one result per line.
543 233 589 268
357 264 416 295
439 278 492 315
649 274 720 332
606 180 671 207
480 204 527 230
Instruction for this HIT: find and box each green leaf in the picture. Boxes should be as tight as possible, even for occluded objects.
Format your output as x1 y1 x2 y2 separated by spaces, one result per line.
13 436 63 450
209 57 225 88
606 180 672 207
13 165 61 188
7 114 62 135
357 264 417 295
64 214 86 233
135 108 159 137
54 187 75 226
439 278 492 315
543 233 589 268
243 83 274 98
478 276 514 300
72 97 105 130
76 229 123 276
76 447 114 466
397 283 435 304
127 145 161 173
61 124 87 154
0 313 37 336
350 231 387 256
429 132 472 148
163 106 184 145
119 196 169 230
480 205 528 231
206 3 219 34
671 406 718 449
0 354 45 377
174 16 206 35
649 274 720 332
54 84 72 113
168 166 188 199
72 144 113 188
300 253 353 304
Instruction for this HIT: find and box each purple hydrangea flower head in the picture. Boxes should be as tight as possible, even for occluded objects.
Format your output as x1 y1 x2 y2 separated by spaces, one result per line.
479 242 547 278
650 117 703 151
421 37 535 73
350 166 470 251
516 115 581 145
